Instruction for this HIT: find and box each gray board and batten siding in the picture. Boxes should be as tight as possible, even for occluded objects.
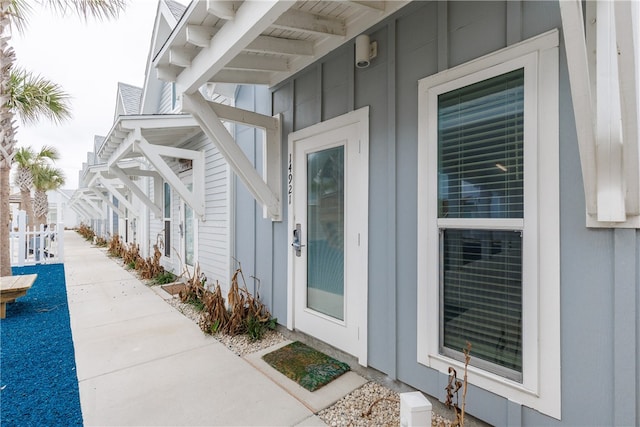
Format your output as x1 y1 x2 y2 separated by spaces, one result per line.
230 2 638 426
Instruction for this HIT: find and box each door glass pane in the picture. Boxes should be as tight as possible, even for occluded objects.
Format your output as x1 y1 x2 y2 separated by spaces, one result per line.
184 183 194 267
307 146 344 320
441 228 522 379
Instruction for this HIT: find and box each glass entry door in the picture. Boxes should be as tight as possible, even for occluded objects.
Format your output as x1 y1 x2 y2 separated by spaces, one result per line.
290 108 369 365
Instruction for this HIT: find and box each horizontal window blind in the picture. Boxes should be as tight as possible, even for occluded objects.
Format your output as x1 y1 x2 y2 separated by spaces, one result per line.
438 69 524 219
441 229 522 378
437 68 525 381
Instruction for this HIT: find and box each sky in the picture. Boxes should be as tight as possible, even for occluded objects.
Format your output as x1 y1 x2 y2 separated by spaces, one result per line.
11 0 186 190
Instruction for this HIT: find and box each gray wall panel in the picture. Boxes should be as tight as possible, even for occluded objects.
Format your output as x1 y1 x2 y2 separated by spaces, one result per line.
233 2 640 425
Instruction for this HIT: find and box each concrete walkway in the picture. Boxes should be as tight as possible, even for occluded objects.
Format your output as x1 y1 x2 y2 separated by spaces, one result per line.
63 231 334 426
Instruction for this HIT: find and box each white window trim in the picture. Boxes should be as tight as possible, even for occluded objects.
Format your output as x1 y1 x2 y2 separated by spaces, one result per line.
417 30 561 419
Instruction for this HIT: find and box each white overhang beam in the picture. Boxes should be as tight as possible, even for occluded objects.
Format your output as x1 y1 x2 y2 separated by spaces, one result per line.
272 9 346 37
559 0 598 216
134 137 205 220
210 70 271 85
90 186 126 218
244 35 314 56
97 175 137 216
613 0 639 216
78 191 105 220
69 194 100 219
225 54 289 72
186 25 216 48
182 91 281 221
173 0 294 95
348 1 386 12
561 0 640 227
206 0 236 20
109 165 163 219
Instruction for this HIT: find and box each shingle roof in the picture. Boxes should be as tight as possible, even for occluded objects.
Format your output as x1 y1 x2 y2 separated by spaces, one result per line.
117 83 142 116
93 136 105 155
165 0 187 22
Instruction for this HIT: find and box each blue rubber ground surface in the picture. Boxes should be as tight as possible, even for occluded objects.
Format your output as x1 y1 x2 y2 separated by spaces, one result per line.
1 264 83 427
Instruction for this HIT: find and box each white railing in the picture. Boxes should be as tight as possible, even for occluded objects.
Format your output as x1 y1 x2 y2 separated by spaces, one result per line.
9 211 64 266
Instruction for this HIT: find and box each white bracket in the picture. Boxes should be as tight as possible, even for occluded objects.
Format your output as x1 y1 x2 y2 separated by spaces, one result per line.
182 91 281 221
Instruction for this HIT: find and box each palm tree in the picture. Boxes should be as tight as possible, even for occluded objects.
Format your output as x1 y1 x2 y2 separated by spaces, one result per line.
32 163 64 227
13 144 60 229
0 0 126 276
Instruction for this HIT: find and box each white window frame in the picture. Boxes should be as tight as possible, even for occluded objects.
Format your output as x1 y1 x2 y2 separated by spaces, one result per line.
417 30 560 419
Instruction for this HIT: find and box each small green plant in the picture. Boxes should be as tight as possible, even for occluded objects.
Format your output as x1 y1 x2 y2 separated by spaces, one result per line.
127 261 136 270
153 271 177 285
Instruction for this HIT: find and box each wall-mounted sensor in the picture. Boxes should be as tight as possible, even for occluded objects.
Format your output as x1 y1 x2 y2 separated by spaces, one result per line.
355 34 377 68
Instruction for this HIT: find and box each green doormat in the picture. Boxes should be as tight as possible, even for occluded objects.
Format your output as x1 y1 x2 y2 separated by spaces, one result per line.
262 341 350 392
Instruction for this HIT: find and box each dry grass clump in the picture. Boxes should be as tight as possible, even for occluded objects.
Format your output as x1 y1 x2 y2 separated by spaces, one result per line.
196 264 276 341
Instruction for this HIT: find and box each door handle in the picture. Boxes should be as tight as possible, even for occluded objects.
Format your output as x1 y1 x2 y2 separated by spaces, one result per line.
291 223 305 257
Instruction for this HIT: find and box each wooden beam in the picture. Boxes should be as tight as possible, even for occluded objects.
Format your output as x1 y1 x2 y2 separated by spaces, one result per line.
110 165 163 218
208 101 279 130
245 35 314 56
559 0 598 216
210 69 272 85
595 1 626 222
613 0 640 215
135 137 205 220
174 0 293 94
169 47 194 68
98 176 137 215
272 9 346 36
156 64 179 82
186 25 216 48
348 1 385 12
226 53 289 72
90 186 127 218
206 0 235 20
182 91 281 221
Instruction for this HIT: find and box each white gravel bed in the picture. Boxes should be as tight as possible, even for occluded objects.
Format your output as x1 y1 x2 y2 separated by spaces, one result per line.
161 290 459 427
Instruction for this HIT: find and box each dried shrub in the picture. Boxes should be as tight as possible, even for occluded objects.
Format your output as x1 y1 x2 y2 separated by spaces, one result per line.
179 263 207 307
77 223 95 241
136 242 164 280
197 263 275 340
445 342 471 427
94 236 108 247
121 242 141 267
199 282 229 334
107 234 123 257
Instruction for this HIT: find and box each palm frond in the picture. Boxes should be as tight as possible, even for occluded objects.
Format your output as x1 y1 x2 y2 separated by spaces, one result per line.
9 67 71 125
38 0 127 21
32 163 65 191
5 0 33 34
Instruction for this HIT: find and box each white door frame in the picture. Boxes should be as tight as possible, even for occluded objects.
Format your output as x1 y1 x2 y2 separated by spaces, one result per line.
179 171 198 275
287 107 369 366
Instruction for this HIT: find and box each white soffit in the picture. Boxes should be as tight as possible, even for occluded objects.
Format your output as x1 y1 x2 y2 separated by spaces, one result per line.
153 0 410 92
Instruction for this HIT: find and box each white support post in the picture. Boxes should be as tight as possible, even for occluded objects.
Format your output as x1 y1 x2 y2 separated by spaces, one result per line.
182 91 281 220
595 1 626 222
559 0 598 216
613 0 640 216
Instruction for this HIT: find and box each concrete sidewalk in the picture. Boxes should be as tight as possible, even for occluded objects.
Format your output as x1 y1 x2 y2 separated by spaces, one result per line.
63 230 343 426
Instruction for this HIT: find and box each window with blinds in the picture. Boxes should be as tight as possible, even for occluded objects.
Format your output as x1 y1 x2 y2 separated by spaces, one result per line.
437 68 524 381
